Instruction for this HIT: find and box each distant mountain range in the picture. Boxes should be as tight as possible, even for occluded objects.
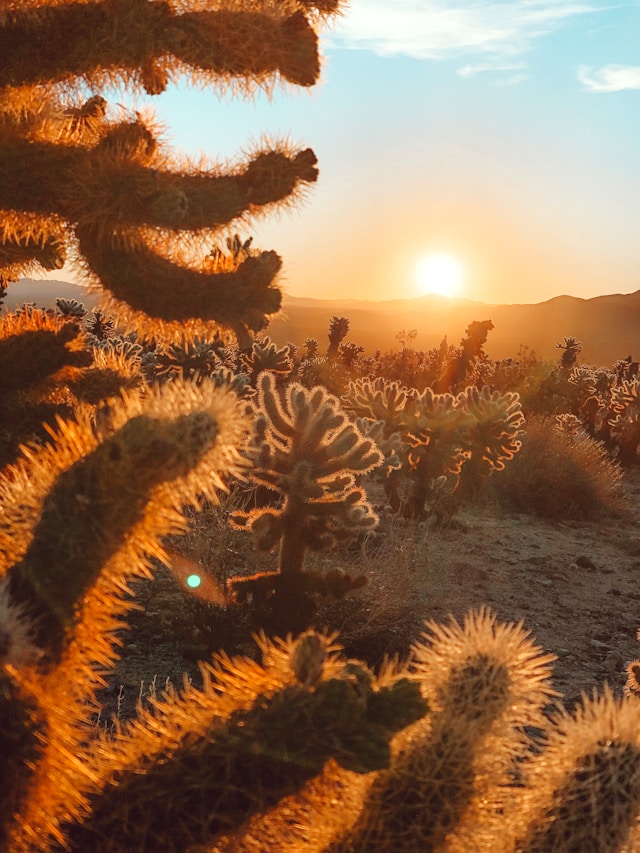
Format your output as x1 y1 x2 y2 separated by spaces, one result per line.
4 278 640 366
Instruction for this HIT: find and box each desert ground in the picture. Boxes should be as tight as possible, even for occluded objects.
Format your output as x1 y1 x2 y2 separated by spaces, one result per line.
100 468 640 723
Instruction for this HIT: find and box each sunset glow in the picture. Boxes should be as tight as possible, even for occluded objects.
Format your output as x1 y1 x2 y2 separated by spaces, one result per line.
415 254 463 298
35 2 639 305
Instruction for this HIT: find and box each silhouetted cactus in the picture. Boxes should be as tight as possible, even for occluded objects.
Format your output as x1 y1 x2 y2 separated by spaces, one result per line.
55 297 86 319
155 334 222 381
327 315 350 357
437 319 494 391
241 335 294 385
0 2 336 346
556 335 583 371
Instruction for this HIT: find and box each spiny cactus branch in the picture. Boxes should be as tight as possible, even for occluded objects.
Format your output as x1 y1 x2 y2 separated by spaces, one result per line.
76 232 282 346
1 379 251 660
62 633 427 852
0 134 318 233
0 4 327 95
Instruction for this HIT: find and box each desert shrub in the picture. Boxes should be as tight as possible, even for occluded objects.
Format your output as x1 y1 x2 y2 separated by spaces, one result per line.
487 415 625 520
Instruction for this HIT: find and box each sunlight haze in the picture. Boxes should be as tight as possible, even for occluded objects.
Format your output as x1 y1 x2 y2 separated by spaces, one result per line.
415 253 464 298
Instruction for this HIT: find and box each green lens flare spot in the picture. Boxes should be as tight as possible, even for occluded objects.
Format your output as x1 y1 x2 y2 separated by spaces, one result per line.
187 574 202 589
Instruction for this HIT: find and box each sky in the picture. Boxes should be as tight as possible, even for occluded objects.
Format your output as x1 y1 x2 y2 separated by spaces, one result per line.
66 1 640 305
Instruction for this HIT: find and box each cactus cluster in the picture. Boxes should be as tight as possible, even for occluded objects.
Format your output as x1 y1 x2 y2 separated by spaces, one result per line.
5 3 640 850
343 377 524 519
566 364 640 465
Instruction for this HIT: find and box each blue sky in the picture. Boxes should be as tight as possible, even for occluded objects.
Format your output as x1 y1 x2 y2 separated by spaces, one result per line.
85 2 640 304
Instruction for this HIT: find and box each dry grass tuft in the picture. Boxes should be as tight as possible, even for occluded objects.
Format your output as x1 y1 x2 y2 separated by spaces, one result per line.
311 513 439 664
486 415 626 521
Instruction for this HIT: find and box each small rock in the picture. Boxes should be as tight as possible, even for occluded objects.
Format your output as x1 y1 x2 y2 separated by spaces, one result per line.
604 651 625 672
535 578 553 587
556 648 572 659
576 555 597 571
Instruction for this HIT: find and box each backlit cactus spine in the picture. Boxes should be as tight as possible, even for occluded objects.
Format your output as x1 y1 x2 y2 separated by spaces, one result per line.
0 378 253 850
0 304 146 470
342 377 408 508
62 632 427 853
229 372 382 628
456 385 524 498
508 688 640 852
400 386 473 518
0 0 344 346
331 609 556 853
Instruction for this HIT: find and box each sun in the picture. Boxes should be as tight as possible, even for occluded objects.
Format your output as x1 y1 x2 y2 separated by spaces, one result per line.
415 253 463 298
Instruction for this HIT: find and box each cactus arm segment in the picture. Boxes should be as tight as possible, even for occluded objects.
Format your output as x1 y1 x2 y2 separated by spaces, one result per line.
0 4 325 95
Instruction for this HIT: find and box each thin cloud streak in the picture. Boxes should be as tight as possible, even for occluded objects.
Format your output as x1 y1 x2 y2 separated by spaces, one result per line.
330 1 607 60
457 61 527 77
578 64 640 92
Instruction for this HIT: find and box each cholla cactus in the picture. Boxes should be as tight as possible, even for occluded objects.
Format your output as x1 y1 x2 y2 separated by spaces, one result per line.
229 372 382 627
0 377 254 850
241 335 293 385
353 417 403 482
339 340 364 369
84 309 115 340
555 412 585 437
610 378 640 465
456 385 524 497
327 315 350 357
344 376 411 435
508 688 640 852
303 336 320 358
154 335 222 381
55 297 86 319
0 2 341 346
60 632 426 853
343 378 414 511
556 336 583 371
568 364 597 412
0 306 88 467
344 380 524 519
1 0 343 473
316 609 556 852
400 387 472 518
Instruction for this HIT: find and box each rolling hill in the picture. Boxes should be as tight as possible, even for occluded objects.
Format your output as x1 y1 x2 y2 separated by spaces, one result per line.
4 278 640 367
268 290 640 366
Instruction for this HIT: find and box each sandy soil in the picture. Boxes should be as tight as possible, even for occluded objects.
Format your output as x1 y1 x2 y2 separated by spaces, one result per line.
101 470 640 721
422 472 640 709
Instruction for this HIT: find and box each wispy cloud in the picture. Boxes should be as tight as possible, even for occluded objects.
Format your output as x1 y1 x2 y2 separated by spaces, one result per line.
578 64 640 92
457 61 527 78
330 1 606 61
